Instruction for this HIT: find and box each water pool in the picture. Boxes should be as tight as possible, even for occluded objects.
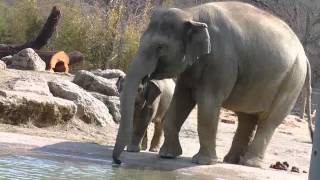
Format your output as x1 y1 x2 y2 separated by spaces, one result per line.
0 154 195 180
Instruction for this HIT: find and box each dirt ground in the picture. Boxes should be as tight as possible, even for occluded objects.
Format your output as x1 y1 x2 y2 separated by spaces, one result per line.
0 108 312 179
0 69 313 179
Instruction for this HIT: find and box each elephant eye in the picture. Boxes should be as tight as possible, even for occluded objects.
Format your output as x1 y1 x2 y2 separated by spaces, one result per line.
156 44 167 56
157 45 163 51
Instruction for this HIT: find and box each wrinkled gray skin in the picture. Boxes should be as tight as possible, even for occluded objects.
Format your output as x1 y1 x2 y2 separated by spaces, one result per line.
117 78 175 152
113 2 312 167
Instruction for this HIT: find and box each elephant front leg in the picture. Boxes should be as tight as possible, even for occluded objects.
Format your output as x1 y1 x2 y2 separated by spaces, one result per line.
240 84 300 167
192 100 220 165
159 84 196 158
127 131 146 152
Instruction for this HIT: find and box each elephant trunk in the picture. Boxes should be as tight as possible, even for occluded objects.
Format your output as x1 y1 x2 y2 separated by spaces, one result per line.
113 54 157 164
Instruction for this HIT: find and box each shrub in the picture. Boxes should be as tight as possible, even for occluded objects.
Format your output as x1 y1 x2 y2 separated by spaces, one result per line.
0 0 151 72
0 0 44 44
109 21 141 72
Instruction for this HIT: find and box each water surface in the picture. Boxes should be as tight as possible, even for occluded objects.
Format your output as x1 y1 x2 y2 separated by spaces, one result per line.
0 154 193 180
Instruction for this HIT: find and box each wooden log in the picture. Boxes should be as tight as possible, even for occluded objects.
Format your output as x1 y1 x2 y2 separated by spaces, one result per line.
15 6 61 51
36 50 84 72
0 6 83 72
37 50 83 65
1 49 84 72
48 51 69 73
0 6 61 58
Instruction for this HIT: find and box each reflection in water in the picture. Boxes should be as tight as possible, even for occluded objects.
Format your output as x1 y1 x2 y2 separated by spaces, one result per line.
0 155 190 180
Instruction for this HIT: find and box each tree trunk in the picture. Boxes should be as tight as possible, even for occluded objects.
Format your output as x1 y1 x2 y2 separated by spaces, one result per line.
0 6 61 58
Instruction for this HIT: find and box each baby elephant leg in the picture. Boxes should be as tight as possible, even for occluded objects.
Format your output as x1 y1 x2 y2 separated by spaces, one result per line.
149 121 163 152
141 129 148 151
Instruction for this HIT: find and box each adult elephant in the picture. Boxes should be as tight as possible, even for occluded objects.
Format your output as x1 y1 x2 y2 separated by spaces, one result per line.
113 1 312 167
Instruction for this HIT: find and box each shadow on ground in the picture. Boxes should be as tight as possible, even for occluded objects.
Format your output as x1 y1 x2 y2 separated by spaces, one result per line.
32 141 204 171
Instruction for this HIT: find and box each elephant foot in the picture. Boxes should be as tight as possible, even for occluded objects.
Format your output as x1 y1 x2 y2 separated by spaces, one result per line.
223 152 241 164
159 139 182 158
192 150 218 165
239 154 263 167
127 144 140 152
149 146 160 152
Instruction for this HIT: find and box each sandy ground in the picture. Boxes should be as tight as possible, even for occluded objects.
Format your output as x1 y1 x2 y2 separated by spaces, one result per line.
0 69 313 179
0 108 312 180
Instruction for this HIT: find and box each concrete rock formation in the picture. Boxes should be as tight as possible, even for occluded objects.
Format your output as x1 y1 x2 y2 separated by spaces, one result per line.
10 48 46 71
0 60 6 70
48 79 113 126
0 90 76 127
91 69 125 79
0 55 12 65
73 70 119 96
5 77 53 96
90 92 121 123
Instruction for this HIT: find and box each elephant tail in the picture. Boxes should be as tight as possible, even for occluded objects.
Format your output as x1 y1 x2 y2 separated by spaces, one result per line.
305 58 313 142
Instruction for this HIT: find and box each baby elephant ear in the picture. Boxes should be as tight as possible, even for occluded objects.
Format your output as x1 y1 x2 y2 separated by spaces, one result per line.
184 21 211 65
144 80 161 107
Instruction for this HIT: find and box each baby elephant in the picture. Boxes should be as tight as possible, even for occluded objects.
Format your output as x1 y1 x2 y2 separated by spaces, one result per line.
117 78 175 152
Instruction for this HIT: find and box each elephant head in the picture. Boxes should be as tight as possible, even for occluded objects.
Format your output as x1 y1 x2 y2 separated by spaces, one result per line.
113 8 211 164
116 76 155 110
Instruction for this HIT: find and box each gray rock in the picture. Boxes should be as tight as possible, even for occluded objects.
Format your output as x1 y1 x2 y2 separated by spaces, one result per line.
10 48 46 71
5 77 52 96
48 79 113 126
0 44 11 48
91 69 125 79
0 90 77 127
73 70 119 96
106 96 121 123
90 92 121 123
0 60 6 70
1 55 12 65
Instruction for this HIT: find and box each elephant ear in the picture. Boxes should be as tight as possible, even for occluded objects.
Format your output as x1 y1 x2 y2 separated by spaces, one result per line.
184 21 211 65
144 80 161 108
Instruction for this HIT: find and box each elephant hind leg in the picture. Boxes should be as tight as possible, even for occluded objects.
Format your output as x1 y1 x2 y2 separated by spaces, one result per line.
240 65 304 167
224 112 258 164
149 121 163 152
191 90 227 165
240 109 289 167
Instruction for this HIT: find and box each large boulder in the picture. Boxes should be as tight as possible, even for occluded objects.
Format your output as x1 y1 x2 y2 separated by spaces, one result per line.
0 90 77 127
10 48 46 71
104 96 121 123
91 69 125 79
48 79 113 126
1 55 12 65
73 70 119 96
5 77 52 96
90 92 121 123
0 60 6 70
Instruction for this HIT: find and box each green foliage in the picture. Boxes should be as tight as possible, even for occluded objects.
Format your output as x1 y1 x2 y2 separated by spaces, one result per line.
0 0 149 72
163 0 175 7
109 22 140 72
0 0 44 44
